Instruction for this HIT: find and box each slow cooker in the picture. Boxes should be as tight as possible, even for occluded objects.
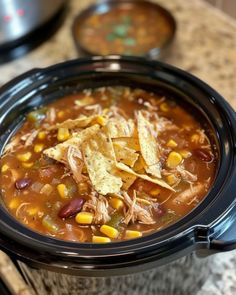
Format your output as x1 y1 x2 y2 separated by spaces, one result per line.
0 56 236 281
0 0 66 63
0 0 65 46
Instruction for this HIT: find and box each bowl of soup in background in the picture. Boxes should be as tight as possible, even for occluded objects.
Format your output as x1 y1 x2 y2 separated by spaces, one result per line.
72 0 176 59
0 56 236 294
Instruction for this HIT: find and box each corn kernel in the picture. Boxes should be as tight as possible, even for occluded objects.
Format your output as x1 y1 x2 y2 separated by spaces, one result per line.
166 151 183 168
92 236 111 243
22 162 34 168
166 174 178 185
34 144 44 153
17 152 32 162
160 102 169 112
57 111 65 118
9 198 20 209
96 116 107 126
125 230 142 239
191 134 200 143
57 128 70 142
110 198 124 210
150 188 161 196
180 150 192 159
37 131 46 140
27 207 38 216
57 184 68 199
167 139 177 148
75 212 94 224
1 164 9 173
100 225 119 239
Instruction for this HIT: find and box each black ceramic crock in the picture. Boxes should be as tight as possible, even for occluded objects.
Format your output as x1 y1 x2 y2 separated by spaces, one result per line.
0 56 236 277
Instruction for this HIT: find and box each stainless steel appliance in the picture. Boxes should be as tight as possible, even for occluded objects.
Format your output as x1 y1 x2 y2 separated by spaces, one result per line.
0 0 66 62
0 0 65 46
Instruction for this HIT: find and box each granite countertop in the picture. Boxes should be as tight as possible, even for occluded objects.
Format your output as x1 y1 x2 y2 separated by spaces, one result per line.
1 0 236 294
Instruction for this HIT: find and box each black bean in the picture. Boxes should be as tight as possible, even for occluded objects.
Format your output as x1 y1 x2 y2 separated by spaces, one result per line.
58 198 85 219
15 178 31 190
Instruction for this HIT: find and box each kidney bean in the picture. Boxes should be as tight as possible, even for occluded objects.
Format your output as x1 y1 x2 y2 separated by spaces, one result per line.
58 198 85 219
15 178 31 190
193 148 213 162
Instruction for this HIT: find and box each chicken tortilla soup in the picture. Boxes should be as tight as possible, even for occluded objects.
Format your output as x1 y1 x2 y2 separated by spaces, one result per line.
0 87 217 243
75 3 174 56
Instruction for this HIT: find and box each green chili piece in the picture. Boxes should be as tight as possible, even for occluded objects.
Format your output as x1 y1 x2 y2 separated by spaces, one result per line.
42 215 59 233
107 212 123 229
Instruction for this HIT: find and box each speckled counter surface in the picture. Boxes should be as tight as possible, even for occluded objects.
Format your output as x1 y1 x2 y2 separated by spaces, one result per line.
1 0 236 110
1 0 236 294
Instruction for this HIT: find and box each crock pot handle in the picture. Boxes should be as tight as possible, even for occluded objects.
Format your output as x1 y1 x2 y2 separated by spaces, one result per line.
209 220 236 252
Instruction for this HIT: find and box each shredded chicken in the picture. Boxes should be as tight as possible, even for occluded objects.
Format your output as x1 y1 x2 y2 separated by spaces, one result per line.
174 183 205 204
24 130 38 146
162 166 197 184
4 129 38 154
176 166 198 182
123 191 155 225
94 196 111 224
83 193 110 224
46 108 56 123
191 129 211 147
84 104 102 114
66 146 84 183
107 106 129 119
143 101 158 111
155 116 179 133
3 136 21 154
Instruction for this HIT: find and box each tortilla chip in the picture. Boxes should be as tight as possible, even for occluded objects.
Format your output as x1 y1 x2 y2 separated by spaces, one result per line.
116 162 174 191
113 168 137 190
113 142 139 167
136 111 161 178
43 124 100 162
133 155 146 172
82 132 122 195
104 118 135 138
49 115 100 130
112 137 140 151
